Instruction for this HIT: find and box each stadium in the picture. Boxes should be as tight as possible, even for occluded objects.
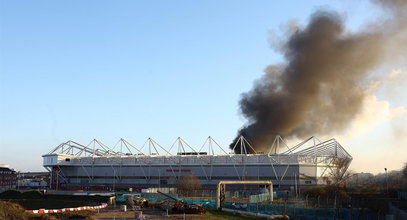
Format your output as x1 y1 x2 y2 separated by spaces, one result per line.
42 136 352 191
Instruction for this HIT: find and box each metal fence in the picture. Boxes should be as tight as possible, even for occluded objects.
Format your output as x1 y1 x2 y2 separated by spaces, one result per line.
223 202 386 220
389 201 407 220
398 191 407 200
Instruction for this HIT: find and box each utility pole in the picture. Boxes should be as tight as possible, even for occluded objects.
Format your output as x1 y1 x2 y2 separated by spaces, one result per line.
17 172 20 190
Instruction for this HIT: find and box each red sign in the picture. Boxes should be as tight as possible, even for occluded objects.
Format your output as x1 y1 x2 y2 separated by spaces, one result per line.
166 169 191 172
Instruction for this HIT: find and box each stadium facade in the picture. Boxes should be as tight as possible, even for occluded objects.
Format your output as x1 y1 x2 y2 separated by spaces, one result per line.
42 136 352 191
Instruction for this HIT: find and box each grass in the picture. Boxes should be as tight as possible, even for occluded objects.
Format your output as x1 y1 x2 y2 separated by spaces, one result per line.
47 210 95 220
203 210 264 220
0 201 97 220
0 201 27 220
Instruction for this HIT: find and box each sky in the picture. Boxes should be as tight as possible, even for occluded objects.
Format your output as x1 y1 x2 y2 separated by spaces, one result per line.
1 0 406 173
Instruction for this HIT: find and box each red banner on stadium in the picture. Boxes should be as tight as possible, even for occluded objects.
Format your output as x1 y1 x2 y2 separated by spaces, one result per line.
166 169 191 172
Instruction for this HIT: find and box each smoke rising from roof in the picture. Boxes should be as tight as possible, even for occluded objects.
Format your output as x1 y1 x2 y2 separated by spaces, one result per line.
231 0 407 153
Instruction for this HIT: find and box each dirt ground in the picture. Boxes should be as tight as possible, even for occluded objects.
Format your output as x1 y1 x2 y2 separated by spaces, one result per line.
92 206 261 220
93 206 177 219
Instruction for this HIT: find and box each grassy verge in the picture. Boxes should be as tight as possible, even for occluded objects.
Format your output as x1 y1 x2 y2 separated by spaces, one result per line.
0 201 27 220
1 201 97 220
46 210 95 220
203 209 263 220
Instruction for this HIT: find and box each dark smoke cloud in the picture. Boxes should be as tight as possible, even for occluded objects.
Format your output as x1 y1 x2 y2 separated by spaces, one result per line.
231 0 407 153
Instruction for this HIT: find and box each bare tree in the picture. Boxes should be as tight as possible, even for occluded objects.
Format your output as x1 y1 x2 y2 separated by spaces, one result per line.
176 175 202 196
126 195 135 210
329 158 353 186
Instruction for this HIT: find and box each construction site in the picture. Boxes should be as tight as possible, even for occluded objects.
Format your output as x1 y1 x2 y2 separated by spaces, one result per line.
42 135 352 191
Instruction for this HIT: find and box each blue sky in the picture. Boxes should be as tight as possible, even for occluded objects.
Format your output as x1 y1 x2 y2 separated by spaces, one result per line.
1 0 405 173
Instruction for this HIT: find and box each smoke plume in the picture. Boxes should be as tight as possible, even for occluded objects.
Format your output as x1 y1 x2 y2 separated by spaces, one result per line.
231 0 407 153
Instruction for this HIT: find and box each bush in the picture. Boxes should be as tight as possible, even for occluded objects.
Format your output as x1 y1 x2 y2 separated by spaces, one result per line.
0 190 22 199
303 186 326 197
22 191 42 199
304 186 349 199
0 190 43 200
0 201 27 220
0 201 95 220
176 175 202 196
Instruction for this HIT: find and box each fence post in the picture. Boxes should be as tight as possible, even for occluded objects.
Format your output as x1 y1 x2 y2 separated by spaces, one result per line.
334 193 337 209
293 206 296 218
306 195 308 207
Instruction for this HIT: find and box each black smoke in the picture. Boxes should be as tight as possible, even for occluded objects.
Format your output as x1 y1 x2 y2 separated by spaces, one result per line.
231 0 407 153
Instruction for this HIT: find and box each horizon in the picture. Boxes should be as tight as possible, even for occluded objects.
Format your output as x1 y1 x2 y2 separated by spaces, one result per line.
1 0 406 175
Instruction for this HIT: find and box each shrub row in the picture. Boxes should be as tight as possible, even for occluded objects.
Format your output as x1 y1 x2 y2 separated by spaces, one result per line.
0 190 42 199
0 201 95 220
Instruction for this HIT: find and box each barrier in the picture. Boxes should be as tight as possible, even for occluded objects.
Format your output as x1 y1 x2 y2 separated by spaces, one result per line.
250 192 271 203
180 198 217 208
25 203 108 214
223 202 385 220
389 202 407 220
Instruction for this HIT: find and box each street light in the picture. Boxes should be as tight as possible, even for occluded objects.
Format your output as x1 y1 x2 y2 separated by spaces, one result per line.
384 168 389 198
17 171 20 190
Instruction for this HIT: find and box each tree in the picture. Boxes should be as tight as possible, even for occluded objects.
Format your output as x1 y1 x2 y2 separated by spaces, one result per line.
329 158 353 186
403 162 407 179
176 175 202 196
401 162 407 189
126 195 135 210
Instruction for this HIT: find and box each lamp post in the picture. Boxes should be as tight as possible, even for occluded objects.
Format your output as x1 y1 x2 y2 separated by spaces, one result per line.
158 170 161 189
384 168 389 198
17 171 20 190
112 168 116 193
